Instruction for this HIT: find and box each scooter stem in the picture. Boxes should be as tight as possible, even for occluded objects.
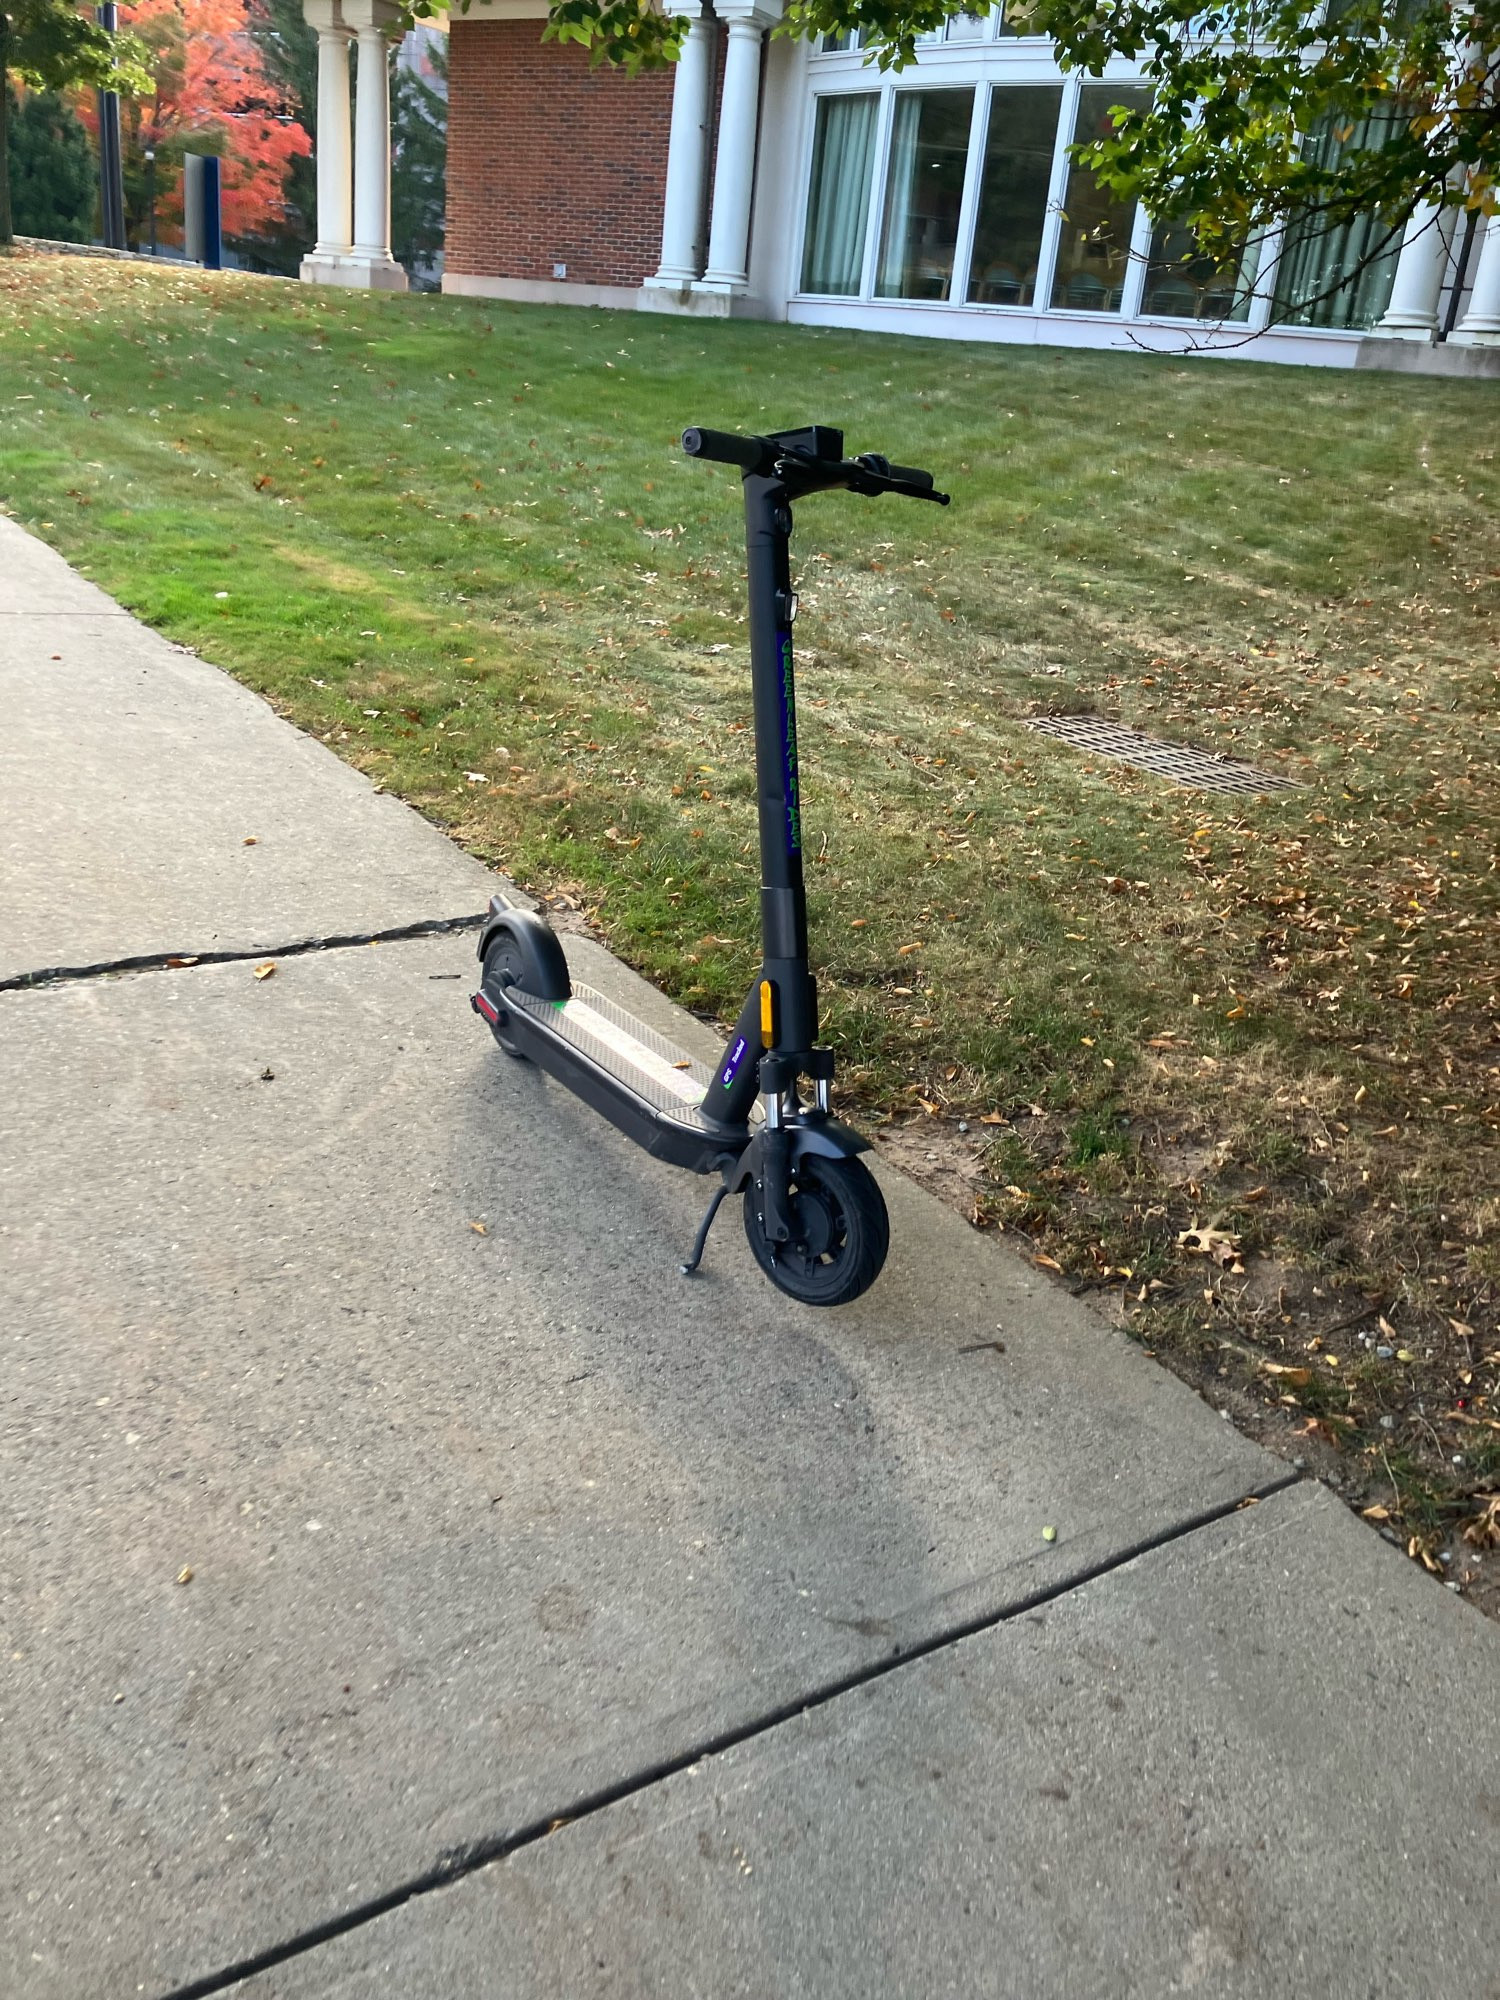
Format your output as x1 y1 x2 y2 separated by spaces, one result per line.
745 466 817 1044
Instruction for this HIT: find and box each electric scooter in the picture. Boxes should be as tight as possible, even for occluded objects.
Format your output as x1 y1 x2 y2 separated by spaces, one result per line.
472 425 950 1305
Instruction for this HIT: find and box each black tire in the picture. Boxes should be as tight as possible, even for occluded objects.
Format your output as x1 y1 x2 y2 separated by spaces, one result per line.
480 916 570 1058
743 1153 889 1307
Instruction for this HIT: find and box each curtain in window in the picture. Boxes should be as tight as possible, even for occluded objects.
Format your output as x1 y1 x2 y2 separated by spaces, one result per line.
801 95 880 296
876 96 923 295
1271 110 1406 330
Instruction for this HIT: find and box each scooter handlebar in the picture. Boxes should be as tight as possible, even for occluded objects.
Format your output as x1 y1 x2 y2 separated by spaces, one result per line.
681 428 950 504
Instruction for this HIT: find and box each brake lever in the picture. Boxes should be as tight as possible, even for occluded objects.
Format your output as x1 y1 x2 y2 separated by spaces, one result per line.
891 480 952 506
850 469 951 506
853 453 950 505
777 451 950 505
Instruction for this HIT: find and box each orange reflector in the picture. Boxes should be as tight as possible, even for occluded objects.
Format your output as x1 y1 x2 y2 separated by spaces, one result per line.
759 979 774 1046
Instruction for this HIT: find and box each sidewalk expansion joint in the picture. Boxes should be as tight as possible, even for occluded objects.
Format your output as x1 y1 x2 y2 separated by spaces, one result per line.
0 915 486 994
159 1468 1303 2000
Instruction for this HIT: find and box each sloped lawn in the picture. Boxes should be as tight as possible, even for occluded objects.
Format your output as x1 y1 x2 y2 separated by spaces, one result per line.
3 252 1498 1600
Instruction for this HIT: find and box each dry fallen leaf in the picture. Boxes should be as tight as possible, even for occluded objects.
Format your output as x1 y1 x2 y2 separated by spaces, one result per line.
1461 1496 1500 1550
469 1221 488 1235
1261 1363 1313 1386
253 961 277 981
1177 1222 1244 1273
176 1567 193 1586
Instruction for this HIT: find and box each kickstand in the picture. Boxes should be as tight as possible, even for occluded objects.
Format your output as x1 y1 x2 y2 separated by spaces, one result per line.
680 1185 730 1277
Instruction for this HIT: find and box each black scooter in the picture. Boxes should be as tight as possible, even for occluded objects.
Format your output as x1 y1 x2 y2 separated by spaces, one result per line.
472 425 949 1305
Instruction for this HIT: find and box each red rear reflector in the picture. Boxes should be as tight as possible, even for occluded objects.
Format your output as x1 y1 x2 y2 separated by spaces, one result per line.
472 990 499 1023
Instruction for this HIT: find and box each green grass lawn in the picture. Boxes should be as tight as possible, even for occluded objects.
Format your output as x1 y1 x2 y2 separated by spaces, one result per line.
4 253 1498 1585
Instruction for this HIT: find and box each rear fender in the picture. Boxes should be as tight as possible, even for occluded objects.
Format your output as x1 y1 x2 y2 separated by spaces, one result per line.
475 903 571 1001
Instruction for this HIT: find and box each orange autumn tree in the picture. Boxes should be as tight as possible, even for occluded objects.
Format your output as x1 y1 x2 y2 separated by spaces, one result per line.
85 0 309 244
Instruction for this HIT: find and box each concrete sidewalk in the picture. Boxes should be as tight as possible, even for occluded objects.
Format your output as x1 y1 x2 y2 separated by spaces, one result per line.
2 519 1496 2000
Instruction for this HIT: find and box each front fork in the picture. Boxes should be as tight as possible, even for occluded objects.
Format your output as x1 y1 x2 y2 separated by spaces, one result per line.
684 1032 852 1280
708 969 837 1245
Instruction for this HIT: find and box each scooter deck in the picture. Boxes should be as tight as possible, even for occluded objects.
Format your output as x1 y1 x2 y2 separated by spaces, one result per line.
507 981 717 1115
481 979 750 1173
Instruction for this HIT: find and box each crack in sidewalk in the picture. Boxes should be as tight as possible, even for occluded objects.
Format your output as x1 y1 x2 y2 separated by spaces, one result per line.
158 1469 1302 2000
0 914 486 994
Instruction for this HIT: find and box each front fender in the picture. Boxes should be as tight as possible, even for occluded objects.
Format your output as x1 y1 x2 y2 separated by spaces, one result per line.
722 1116 871 1193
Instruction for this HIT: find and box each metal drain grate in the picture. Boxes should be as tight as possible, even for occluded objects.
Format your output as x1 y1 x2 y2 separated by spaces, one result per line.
1028 714 1299 795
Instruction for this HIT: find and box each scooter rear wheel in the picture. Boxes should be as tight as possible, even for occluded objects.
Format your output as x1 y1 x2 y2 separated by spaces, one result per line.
743 1154 889 1307
480 917 570 1058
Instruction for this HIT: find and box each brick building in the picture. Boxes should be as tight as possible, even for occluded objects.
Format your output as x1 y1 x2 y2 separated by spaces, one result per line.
301 0 1500 370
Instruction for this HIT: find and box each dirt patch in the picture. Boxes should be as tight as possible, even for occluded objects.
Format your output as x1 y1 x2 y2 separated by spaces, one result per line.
876 1101 1500 1623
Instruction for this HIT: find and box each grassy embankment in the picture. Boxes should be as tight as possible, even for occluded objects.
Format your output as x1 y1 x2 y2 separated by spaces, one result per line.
3 255 1497 1590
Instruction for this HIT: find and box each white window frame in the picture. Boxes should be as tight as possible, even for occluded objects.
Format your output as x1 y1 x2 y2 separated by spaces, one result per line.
791 41 1235 325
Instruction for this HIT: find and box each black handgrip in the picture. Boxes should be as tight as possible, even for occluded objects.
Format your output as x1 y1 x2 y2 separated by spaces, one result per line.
681 427 768 472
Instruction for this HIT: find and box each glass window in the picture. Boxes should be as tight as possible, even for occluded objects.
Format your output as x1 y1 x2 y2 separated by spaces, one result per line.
1271 109 1404 329
801 94 880 296
943 10 993 40
818 28 861 51
875 90 975 301
1142 220 1259 321
966 85 1064 305
997 0 1045 35
1050 84 1149 312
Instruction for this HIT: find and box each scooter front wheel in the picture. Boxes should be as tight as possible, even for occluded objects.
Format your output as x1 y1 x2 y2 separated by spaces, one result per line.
743 1154 889 1308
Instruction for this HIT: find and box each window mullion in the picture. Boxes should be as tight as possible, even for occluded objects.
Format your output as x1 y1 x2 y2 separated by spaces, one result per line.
1120 191 1153 318
860 86 897 300
1034 71 1078 311
949 83 991 305
1246 222 1285 331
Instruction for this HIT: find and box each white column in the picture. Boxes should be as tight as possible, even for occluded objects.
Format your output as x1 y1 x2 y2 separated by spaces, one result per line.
314 26 352 252
1374 198 1449 339
300 0 353 282
342 0 407 289
646 4 713 288
1452 211 1500 344
698 11 769 293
